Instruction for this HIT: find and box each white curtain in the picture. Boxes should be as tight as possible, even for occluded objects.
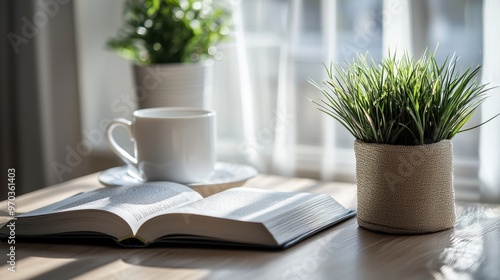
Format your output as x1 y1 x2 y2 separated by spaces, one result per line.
231 0 499 202
480 0 500 203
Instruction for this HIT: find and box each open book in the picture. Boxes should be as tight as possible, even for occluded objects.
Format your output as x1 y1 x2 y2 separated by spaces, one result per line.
0 182 355 249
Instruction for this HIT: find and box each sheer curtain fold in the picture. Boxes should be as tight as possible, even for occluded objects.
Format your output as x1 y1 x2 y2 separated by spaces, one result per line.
233 0 261 169
271 0 301 176
480 0 500 203
382 0 413 57
319 0 338 181
235 0 300 177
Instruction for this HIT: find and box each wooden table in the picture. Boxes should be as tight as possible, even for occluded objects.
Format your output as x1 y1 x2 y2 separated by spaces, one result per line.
1 173 499 279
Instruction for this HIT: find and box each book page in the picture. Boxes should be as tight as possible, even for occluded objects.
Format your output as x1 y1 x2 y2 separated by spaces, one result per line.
138 187 353 246
172 187 321 222
20 182 203 233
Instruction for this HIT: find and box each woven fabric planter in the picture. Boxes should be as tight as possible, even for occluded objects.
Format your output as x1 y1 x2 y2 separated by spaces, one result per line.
354 139 456 234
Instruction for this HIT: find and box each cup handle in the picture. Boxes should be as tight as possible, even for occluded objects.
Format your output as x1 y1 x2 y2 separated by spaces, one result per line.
105 118 137 167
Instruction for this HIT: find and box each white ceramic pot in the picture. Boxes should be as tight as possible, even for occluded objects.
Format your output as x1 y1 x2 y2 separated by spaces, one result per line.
133 62 213 109
354 139 456 234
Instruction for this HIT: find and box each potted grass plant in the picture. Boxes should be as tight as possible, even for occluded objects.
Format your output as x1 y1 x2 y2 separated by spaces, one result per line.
311 51 497 234
107 0 232 109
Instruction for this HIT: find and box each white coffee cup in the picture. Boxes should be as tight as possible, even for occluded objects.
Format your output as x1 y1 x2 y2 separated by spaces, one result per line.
105 107 216 183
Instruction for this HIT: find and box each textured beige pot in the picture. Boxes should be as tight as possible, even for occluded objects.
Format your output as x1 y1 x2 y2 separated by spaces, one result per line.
354 139 456 234
133 62 213 109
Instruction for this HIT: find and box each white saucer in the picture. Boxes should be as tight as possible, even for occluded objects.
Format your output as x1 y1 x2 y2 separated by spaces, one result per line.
98 162 258 197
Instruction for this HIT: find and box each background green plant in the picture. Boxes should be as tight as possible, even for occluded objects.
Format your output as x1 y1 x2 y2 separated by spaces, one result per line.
107 0 232 65
311 51 496 145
